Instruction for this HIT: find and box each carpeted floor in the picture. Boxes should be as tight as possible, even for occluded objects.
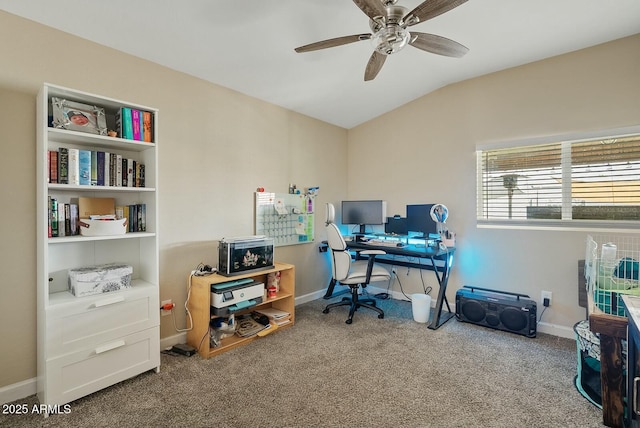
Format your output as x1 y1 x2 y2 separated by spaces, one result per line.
1 297 604 427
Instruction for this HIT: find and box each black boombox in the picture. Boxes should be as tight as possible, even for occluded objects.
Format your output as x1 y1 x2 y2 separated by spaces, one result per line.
455 285 537 338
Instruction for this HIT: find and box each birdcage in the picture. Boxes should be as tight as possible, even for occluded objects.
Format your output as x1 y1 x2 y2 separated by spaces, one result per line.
586 234 640 317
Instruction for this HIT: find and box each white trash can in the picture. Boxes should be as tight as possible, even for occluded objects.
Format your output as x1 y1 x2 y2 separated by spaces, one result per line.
411 293 432 323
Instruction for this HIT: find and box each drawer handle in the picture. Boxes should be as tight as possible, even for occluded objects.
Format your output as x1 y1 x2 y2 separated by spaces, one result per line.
92 296 125 308
95 340 126 355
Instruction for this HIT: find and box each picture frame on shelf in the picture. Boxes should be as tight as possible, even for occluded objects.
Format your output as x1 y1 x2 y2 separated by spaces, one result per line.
51 97 107 135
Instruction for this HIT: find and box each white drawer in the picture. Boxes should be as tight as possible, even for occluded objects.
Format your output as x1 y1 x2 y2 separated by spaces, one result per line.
44 327 160 407
46 287 159 357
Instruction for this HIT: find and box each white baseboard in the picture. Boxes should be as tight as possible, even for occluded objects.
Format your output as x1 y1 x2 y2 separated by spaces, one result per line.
160 332 187 351
0 377 36 405
295 289 327 305
536 322 575 339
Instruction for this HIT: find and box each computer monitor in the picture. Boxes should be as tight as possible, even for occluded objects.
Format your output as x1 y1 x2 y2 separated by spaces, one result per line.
341 200 387 235
385 216 408 235
406 204 438 239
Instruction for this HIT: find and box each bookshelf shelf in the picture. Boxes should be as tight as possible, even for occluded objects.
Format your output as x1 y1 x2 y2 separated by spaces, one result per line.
47 127 156 150
48 183 156 192
36 83 160 413
186 262 296 359
48 231 156 244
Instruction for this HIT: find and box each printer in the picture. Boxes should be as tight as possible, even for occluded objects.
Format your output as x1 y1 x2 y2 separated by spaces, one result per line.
211 278 264 316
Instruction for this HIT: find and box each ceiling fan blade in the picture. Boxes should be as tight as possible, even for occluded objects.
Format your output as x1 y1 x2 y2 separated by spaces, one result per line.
404 0 468 27
352 0 387 21
364 51 386 81
295 34 372 53
409 32 469 57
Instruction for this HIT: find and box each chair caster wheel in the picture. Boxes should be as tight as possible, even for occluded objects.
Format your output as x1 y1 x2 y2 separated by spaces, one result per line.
323 308 329 314
378 314 384 319
345 319 352 324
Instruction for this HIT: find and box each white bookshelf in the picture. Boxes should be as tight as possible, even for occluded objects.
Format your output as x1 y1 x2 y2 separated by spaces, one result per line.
36 83 160 412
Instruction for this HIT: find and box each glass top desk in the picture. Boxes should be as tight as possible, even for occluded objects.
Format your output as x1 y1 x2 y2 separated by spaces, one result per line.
324 237 456 330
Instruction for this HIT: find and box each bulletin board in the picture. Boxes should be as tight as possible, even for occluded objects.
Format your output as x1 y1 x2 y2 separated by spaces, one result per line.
255 192 315 247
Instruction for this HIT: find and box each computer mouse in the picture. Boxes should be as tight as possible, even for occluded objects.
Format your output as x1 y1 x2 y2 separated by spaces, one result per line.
396 242 404 247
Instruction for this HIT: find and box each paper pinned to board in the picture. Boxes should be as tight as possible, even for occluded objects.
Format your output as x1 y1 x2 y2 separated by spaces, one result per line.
274 198 288 215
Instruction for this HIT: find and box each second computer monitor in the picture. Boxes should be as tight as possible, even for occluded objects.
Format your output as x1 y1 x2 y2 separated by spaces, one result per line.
341 200 387 235
406 204 438 239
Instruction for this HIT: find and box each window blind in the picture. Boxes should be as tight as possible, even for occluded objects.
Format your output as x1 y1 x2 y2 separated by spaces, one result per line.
477 134 640 223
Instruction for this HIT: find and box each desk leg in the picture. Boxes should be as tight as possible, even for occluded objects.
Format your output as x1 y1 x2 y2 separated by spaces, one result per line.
428 252 456 330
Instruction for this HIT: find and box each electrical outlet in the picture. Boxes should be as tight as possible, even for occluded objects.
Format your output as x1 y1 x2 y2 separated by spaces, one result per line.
161 299 173 316
541 291 552 307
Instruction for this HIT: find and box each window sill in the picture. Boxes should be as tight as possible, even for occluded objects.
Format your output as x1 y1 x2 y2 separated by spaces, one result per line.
477 219 640 233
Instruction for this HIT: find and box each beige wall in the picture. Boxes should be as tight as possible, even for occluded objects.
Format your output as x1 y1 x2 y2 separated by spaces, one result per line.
1 7 639 392
0 11 345 389
348 34 640 332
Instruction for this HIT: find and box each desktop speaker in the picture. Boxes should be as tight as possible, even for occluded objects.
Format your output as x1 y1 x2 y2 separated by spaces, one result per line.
455 286 537 338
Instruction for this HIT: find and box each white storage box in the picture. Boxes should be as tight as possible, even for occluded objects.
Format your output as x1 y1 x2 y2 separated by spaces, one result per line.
68 263 133 297
79 218 127 236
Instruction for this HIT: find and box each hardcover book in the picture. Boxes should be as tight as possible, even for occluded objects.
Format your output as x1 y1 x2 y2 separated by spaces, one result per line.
131 109 141 140
91 150 97 186
104 152 110 187
117 107 133 140
69 203 78 235
57 203 66 237
138 203 146 232
121 157 128 187
47 196 52 237
127 159 134 187
58 147 68 184
64 203 71 236
109 153 117 187
139 163 145 187
78 150 91 186
142 111 152 142
68 148 80 185
50 198 58 237
116 154 123 187
96 151 105 186
49 150 58 184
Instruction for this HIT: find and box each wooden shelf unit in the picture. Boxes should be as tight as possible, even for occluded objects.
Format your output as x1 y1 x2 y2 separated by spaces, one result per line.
186 262 295 358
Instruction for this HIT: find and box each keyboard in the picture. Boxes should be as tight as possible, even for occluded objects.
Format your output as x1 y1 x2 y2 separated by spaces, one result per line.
364 239 401 247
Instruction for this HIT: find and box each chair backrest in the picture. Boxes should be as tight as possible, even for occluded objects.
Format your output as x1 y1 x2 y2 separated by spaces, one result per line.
325 202 336 225
326 218 351 282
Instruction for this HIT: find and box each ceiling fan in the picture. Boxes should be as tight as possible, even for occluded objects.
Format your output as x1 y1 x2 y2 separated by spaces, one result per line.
294 0 469 81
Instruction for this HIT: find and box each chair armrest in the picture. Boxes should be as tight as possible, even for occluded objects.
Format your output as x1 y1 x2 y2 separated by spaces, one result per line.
361 250 386 283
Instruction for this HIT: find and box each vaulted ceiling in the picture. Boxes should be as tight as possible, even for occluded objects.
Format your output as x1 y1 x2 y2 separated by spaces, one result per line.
1 0 639 128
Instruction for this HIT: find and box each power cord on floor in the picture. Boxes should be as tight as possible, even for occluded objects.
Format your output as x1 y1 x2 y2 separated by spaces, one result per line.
537 306 547 325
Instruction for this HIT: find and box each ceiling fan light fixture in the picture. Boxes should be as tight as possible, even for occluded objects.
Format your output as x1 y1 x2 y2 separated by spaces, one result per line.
371 26 410 55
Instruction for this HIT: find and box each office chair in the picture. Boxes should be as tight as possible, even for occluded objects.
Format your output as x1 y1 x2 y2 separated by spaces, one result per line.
323 203 389 324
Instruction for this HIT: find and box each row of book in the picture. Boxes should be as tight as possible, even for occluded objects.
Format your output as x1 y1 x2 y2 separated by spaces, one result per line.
48 148 145 187
48 197 147 237
116 107 153 142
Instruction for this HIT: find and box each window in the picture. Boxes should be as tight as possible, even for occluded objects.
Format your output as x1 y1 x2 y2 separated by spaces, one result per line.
477 127 640 227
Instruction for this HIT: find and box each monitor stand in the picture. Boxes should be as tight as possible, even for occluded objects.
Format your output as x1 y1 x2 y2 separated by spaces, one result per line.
354 224 367 242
